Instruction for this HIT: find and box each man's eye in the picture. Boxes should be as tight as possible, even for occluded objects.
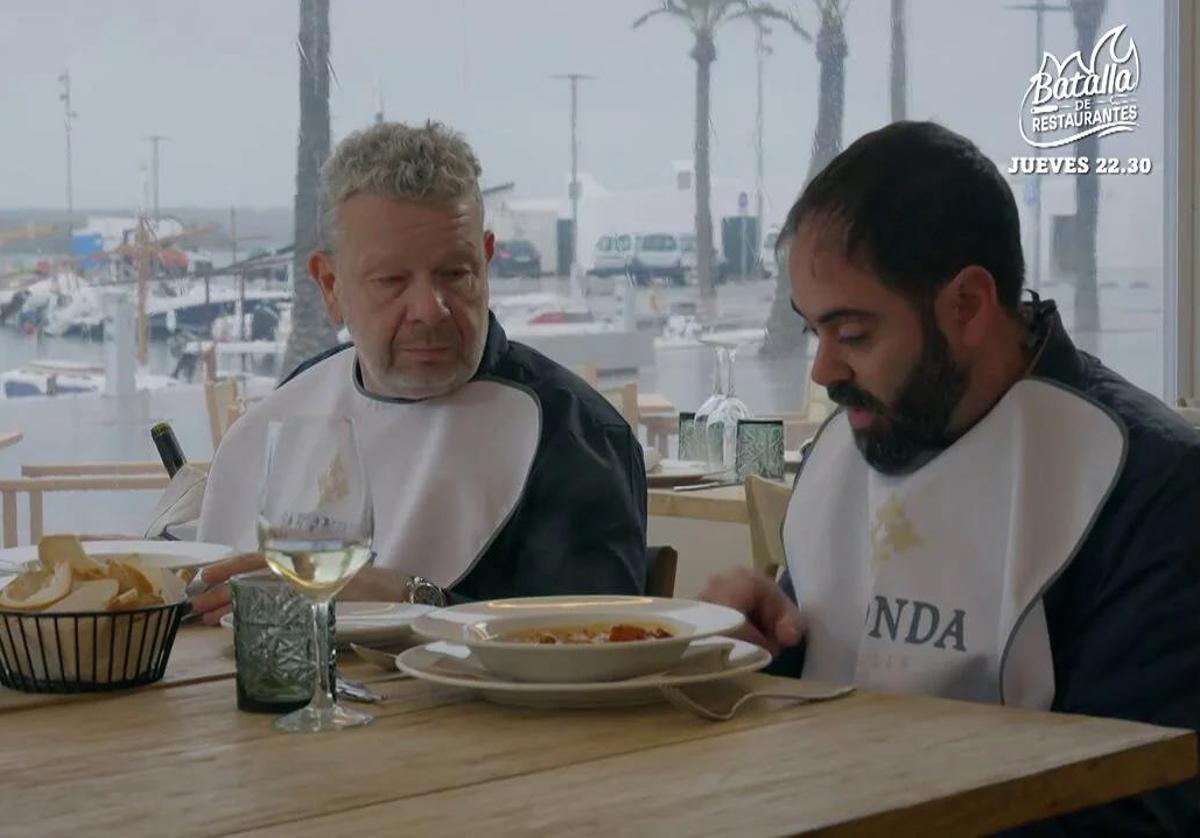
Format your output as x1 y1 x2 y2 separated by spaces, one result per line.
801 323 817 337
438 268 471 281
839 332 869 346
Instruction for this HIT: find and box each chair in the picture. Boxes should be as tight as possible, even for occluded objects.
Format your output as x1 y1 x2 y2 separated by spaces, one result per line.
572 364 600 387
601 382 640 429
744 476 793 580
1173 399 1200 427
645 545 678 597
205 378 244 449
1 474 172 548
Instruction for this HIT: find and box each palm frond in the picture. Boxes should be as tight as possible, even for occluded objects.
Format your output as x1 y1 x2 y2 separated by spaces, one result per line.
632 0 692 29
729 3 812 40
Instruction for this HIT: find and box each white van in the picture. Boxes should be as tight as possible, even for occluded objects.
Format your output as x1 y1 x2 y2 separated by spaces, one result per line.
589 234 634 277
629 233 692 286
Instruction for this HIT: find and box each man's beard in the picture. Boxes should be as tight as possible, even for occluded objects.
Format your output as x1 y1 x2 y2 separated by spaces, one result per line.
827 319 968 476
352 323 487 400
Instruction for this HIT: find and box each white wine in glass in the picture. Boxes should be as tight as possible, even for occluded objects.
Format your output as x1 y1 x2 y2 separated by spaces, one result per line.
259 533 373 597
258 416 374 733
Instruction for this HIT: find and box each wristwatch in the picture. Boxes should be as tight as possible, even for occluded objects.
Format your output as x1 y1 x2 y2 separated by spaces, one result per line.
405 575 447 607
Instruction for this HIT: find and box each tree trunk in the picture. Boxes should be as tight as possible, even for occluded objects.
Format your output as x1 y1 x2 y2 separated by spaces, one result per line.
762 6 847 358
1070 0 1105 338
890 0 907 121
692 34 717 303
281 0 338 379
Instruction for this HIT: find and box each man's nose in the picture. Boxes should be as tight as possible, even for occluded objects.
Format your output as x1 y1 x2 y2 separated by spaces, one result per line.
809 338 851 390
404 276 451 324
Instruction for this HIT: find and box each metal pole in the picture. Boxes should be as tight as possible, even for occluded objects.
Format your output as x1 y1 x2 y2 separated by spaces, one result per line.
58 71 76 257
553 73 593 275
1006 1 1070 290
1032 6 1044 291
755 24 769 249
570 75 579 269
145 135 168 224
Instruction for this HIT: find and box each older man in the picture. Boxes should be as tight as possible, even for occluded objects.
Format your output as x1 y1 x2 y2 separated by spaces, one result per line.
702 122 1200 834
193 121 646 621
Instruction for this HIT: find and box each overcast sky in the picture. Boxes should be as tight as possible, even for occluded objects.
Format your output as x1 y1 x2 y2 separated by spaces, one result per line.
0 0 1166 211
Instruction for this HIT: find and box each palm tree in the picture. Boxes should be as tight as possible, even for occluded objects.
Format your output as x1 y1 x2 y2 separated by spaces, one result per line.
762 0 848 357
890 0 907 121
1068 0 1105 339
634 1 807 304
282 0 339 378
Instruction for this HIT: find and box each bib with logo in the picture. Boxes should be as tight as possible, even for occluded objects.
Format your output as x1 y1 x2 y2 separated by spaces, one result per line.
782 378 1126 708
198 349 541 589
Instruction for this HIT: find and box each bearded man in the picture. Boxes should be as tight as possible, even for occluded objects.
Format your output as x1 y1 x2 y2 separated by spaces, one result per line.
701 121 1200 835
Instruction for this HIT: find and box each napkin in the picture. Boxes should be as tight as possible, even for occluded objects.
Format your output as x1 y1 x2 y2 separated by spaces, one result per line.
142 464 207 540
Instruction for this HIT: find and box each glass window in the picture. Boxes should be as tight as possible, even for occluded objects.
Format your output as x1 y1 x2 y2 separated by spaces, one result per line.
639 234 677 252
0 1 1183 538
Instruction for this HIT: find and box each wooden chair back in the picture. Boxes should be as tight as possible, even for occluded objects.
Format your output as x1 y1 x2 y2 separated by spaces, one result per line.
601 382 639 429
744 475 793 580
572 365 600 387
205 378 243 450
645 545 678 597
1 475 171 548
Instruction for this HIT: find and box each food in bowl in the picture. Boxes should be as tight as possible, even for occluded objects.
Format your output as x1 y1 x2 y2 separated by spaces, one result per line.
0 535 189 688
500 623 675 644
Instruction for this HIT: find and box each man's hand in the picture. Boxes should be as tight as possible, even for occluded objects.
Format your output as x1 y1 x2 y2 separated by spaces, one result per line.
188 552 267 626
189 555 415 626
698 567 805 656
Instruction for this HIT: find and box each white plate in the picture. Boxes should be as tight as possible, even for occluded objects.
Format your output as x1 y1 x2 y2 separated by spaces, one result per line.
397 638 771 708
411 595 745 683
0 540 233 575
219 601 434 647
646 459 717 487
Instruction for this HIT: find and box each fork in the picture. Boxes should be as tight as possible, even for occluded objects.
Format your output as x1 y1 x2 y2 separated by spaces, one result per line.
659 683 855 721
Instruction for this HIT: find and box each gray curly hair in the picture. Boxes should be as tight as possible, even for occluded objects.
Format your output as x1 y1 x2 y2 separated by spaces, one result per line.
320 120 484 249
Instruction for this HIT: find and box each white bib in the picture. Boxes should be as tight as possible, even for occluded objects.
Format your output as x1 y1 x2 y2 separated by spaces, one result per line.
783 378 1126 708
197 350 541 588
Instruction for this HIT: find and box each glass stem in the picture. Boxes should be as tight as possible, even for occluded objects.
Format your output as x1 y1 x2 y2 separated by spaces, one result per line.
309 598 334 711
727 348 738 399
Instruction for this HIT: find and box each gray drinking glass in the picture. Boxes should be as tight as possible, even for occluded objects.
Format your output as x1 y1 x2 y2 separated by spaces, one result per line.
677 411 699 460
735 419 785 481
231 571 336 714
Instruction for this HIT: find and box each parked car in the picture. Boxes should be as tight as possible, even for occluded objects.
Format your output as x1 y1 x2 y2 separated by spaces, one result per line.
589 234 634 277
629 233 692 286
492 239 542 278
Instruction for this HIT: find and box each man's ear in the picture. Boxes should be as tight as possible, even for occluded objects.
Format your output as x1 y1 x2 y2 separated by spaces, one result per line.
484 231 495 262
937 265 1000 351
309 250 344 325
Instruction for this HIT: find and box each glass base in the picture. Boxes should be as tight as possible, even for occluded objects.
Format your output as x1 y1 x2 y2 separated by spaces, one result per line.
272 702 373 733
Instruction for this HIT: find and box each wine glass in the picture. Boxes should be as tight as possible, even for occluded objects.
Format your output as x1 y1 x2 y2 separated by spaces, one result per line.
692 346 728 466
704 345 751 473
258 416 374 733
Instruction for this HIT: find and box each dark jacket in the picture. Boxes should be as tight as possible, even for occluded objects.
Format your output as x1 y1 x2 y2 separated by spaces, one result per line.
777 300 1200 835
282 312 648 601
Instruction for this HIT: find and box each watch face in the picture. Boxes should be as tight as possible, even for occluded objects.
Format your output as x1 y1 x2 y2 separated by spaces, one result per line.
410 580 445 607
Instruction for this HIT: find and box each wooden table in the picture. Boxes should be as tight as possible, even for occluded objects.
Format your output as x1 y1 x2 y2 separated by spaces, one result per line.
0 626 1193 835
0 431 22 452
649 483 755 524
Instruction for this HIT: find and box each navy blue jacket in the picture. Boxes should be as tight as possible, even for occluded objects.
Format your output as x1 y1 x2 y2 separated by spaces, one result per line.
282 312 648 601
777 300 1200 834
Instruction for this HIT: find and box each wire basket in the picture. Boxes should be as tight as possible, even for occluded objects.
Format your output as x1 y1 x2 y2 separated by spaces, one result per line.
0 600 188 694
